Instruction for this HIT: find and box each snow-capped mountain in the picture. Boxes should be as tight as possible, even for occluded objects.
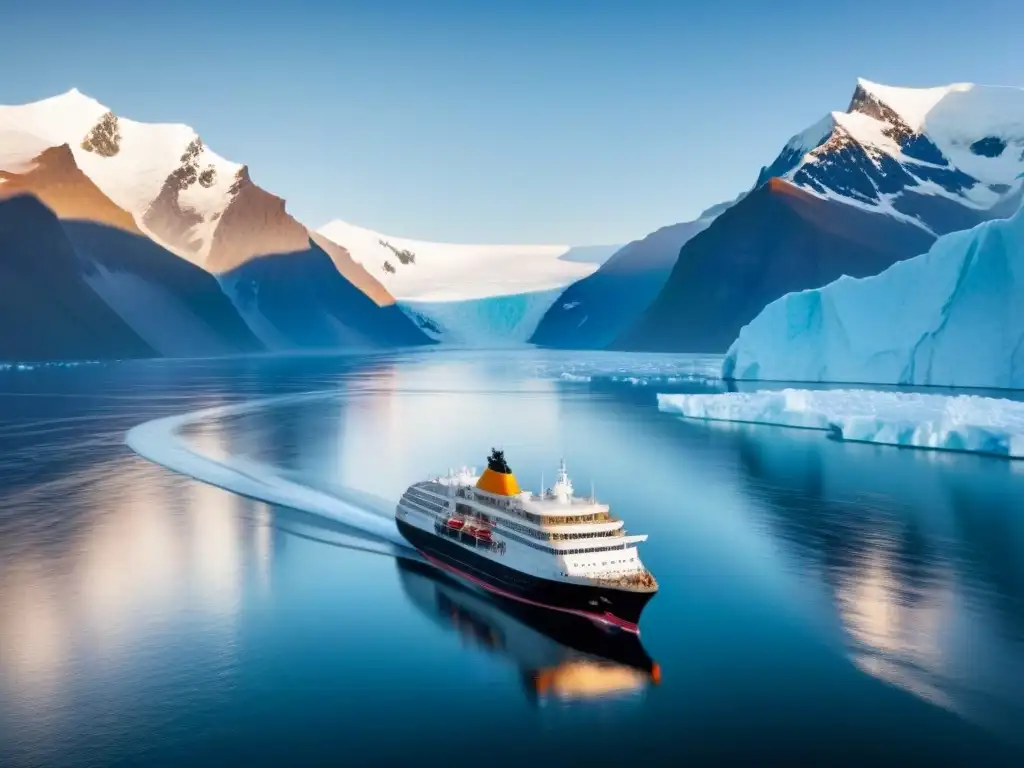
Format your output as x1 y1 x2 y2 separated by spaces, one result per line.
777 79 1024 233
0 89 429 359
3 89 303 272
615 79 1024 353
0 192 262 360
317 219 618 344
723 196 1024 389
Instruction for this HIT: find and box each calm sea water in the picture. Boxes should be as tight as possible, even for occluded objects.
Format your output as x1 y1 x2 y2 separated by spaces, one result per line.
1 349 1023 767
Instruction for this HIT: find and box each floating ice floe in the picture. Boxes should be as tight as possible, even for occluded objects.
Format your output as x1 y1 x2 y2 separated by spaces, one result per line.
0 360 103 371
543 354 723 386
657 389 1024 459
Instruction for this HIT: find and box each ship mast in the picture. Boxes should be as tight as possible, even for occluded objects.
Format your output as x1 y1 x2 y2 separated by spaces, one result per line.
553 458 573 503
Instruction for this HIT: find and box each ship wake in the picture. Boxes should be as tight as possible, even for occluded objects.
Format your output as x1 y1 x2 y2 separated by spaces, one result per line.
125 393 413 551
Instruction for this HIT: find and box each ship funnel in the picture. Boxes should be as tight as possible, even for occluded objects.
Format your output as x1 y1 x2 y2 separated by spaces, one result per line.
475 448 521 496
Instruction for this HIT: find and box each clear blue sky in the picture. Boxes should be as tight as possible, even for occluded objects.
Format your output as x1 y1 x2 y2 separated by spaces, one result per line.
1 0 1021 244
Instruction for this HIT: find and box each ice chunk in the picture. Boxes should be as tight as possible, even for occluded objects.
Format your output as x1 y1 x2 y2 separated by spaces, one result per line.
723 199 1024 389
657 389 1024 459
538 353 723 384
0 360 102 371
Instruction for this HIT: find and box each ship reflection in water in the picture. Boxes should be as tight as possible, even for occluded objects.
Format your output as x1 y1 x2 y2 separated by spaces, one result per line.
396 559 660 705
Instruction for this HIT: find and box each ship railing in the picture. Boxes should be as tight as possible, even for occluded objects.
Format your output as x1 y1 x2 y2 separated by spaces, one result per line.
538 515 622 526
585 570 658 590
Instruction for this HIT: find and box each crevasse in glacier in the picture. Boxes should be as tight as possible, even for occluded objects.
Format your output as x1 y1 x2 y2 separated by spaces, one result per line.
723 196 1024 389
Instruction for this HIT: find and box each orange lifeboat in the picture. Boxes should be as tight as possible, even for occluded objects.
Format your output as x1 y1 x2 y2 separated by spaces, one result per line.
473 527 493 543
446 518 465 530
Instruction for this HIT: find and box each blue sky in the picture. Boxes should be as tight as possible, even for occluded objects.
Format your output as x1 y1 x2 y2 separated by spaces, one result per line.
2 0 1021 244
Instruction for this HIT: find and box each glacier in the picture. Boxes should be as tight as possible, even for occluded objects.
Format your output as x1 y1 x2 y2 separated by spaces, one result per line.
399 288 564 346
723 197 1024 389
657 389 1024 459
316 220 615 346
316 219 603 303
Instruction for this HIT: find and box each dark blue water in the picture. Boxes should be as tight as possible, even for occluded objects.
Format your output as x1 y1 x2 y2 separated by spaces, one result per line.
2 350 1023 767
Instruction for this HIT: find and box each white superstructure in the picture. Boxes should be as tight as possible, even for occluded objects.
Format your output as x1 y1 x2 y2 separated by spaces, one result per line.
397 458 655 587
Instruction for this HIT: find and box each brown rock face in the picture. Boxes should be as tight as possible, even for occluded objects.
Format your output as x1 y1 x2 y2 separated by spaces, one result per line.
0 144 140 233
140 138 218 257
39 113 399 310
205 168 395 306
203 166 311 272
309 232 395 307
80 111 121 157
765 177 915 251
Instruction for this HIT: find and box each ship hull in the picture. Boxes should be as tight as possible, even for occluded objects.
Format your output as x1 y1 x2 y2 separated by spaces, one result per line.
397 518 656 632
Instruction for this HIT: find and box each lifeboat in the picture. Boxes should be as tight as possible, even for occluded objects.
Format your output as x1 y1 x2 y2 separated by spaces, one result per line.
446 518 465 530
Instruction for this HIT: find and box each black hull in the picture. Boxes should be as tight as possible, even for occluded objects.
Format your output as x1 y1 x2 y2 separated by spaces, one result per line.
397 558 658 675
397 518 656 631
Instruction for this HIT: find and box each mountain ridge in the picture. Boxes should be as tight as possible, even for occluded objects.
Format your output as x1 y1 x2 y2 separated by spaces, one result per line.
0 89 432 359
614 78 1024 353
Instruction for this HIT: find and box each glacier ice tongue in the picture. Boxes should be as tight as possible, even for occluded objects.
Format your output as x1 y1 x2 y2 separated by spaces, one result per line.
399 288 564 346
723 197 1024 389
657 389 1024 459
316 219 596 303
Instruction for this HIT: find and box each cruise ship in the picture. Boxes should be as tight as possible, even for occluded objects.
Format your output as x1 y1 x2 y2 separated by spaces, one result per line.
395 449 658 633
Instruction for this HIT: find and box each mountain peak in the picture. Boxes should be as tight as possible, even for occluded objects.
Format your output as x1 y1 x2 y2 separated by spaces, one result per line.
0 142 140 233
47 87 108 112
850 79 971 132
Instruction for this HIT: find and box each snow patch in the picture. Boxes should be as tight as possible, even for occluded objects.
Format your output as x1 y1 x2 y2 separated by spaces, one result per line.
786 114 835 153
316 219 597 302
855 79 963 132
0 130 55 171
657 389 1024 459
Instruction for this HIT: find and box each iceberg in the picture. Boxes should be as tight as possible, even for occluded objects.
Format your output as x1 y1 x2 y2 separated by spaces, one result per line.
723 198 1024 389
657 389 1024 459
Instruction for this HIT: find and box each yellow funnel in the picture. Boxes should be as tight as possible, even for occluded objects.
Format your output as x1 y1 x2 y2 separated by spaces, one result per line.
476 467 521 496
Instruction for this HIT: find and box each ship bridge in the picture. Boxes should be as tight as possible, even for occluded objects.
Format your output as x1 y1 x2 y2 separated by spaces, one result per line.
433 452 620 528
